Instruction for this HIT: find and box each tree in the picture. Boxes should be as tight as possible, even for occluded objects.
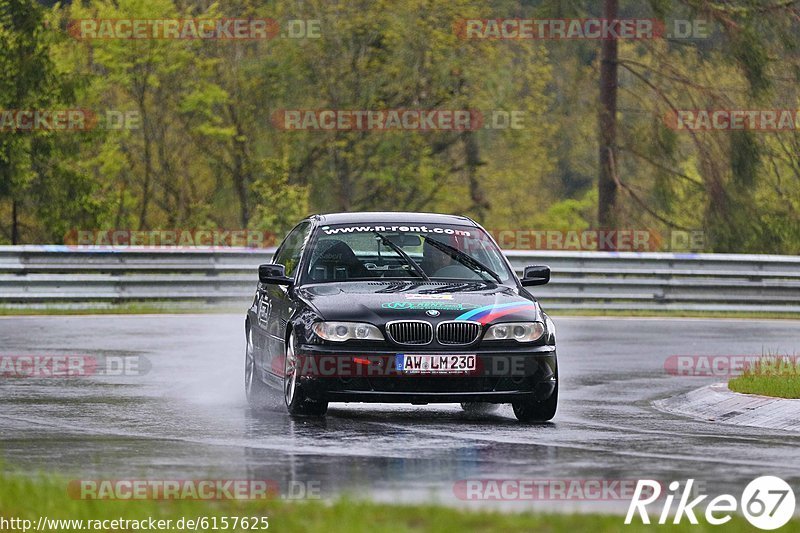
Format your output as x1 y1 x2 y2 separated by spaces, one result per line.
0 0 103 243
598 0 619 229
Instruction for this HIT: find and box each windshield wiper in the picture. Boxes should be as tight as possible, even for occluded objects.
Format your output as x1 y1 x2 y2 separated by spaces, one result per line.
373 232 430 281
421 236 503 284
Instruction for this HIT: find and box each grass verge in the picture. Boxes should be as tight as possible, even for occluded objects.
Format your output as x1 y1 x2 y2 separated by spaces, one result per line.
0 303 245 316
0 472 797 532
550 308 800 320
729 358 800 398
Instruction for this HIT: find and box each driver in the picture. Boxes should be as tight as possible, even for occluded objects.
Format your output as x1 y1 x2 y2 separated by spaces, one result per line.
422 237 454 277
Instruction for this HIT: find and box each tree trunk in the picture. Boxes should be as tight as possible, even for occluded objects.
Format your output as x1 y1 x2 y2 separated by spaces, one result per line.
11 198 18 245
334 139 352 211
138 127 152 230
134 79 152 231
463 131 489 220
598 0 619 231
231 115 251 228
232 147 250 228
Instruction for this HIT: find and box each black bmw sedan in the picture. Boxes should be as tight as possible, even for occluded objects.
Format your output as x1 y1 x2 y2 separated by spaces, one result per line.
244 212 557 422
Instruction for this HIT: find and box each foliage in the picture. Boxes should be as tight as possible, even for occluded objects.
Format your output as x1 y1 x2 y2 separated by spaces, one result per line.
0 0 798 253
729 361 800 399
0 470 796 532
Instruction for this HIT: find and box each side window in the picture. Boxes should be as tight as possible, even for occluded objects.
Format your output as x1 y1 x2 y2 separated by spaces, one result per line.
273 222 311 278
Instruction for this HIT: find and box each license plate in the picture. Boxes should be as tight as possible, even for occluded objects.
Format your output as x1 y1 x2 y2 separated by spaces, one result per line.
395 354 476 374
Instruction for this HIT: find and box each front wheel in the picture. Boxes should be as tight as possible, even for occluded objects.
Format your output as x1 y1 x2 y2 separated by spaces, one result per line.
284 333 328 417
512 383 557 423
245 328 271 409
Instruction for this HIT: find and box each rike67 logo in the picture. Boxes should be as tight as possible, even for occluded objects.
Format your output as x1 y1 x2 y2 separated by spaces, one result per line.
625 477 795 530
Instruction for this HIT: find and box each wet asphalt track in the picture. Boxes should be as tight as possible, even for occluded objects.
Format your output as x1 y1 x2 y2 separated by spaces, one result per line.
2 314 800 513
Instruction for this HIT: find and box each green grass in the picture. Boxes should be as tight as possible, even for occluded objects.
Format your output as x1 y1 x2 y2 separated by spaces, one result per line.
1 472 798 532
551 309 800 320
0 303 245 316
729 358 800 398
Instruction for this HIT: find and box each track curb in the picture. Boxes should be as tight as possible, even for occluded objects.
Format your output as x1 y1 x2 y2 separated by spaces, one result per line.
654 383 800 432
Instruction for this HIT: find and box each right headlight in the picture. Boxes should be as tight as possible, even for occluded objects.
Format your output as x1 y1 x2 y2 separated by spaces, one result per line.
312 321 384 342
483 321 545 343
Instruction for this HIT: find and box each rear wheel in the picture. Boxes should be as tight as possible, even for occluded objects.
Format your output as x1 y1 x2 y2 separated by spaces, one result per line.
460 402 500 415
284 333 328 417
245 329 271 409
512 383 558 423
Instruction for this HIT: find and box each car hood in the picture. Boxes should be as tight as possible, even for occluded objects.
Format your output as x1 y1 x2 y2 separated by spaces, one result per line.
295 281 542 325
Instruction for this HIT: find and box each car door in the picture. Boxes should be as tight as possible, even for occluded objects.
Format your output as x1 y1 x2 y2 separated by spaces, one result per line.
260 221 312 380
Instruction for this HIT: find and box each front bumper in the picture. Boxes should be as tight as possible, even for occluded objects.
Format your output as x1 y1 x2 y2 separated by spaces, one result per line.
295 344 557 404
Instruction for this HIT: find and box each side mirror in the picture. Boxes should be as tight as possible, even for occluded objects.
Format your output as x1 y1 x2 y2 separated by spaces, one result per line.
259 263 293 285
521 265 550 287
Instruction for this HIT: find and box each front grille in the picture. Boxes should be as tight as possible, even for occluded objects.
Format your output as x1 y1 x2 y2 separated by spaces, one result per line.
386 321 433 345
437 321 481 345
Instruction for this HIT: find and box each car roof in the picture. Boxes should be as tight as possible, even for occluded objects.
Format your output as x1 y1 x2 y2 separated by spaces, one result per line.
310 211 477 226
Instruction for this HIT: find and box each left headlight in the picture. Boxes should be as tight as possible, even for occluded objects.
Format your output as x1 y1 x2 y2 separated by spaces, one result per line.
544 314 556 342
312 321 384 342
484 322 545 343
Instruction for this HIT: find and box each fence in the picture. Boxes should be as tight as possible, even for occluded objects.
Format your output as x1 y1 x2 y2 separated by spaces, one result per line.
1 246 798 312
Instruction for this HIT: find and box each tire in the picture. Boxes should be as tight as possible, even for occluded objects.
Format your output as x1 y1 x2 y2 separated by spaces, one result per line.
460 402 500 415
512 382 558 423
284 333 328 417
245 328 271 409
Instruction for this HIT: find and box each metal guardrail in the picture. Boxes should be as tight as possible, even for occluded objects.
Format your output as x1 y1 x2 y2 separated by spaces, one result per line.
1 245 799 312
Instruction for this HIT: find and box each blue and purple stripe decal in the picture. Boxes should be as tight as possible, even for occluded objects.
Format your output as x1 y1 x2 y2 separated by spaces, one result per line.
455 301 537 324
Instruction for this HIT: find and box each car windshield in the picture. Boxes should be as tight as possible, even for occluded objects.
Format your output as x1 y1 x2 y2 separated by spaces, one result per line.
302 223 513 284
